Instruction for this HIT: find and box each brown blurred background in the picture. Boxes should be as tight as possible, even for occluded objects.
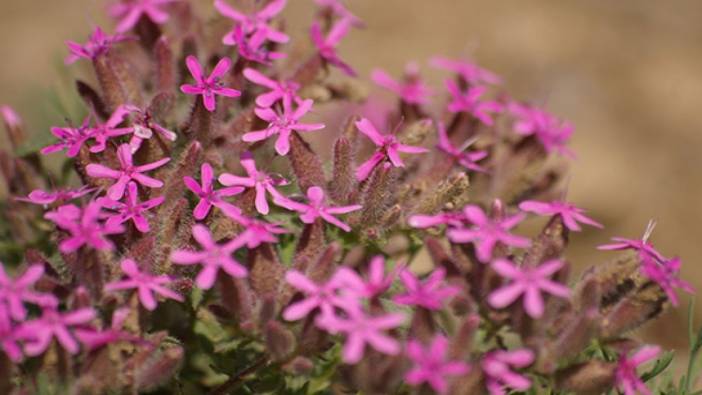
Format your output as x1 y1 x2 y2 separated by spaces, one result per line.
1 0 701 369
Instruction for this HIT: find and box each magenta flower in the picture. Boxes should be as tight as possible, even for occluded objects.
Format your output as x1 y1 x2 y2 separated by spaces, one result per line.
74 308 141 350
405 335 471 394
89 106 134 154
436 121 488 172
447 204 530 263
282 269 352 322
430 56 502 85
615 345 661 395
335 256 399 299
487 258 570 318
408 211 466 229
482 348 534 395
445 79 503 126
124 104 177 153
242 97 325 156
371 63 432 105
215 0 289 45
105 259 183 310
180 56 242 112
19 306 96 356
184 163 243 220
274 186 361 232
519 200 603 231
598 220 666 262
65 26 132 64
225 212 288 248
110 0 176 33
640 256 693 307
225 25 287 64
354 117 429 181
15 186 95 206
98 182 164 233
508 102 575 157
44 202 125 253
310 18 356 76
218 151 288 215
0 314 23 362
394 267 460 310
242 68 301 108
42 116 93 158
314 0 362 27
317 307 404 364
86 144 170 200
170 225 248 289
0 264 55 322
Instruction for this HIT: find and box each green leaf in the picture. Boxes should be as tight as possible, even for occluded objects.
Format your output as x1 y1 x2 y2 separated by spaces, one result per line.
642 351 675 382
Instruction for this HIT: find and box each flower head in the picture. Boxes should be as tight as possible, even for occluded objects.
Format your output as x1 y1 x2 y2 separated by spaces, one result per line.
42 116 93 158
274 186 361 232
110 0 176 33
65 26 132 64
598 220 665 262
225 25 287 64
482 348 534 395
215 0 289 46
436 121 488 172
282 269 352 322
18 305 96 356
98 182 164 233
394 267 460 310
519 200 603 231
0 264 55 322
508 102 574 157
243 68 301 108
105 259 183 310
184 163 243 220
371 62 432 105
640 256 693 306
445 80 503 125
224 211 289 248
44 202 125 253
615 345 661 395
408 210 467 229
15 186 95 206
86 144 170 200
430 56 502 85
180 56 241 112
88 106 134 154
310 18 356 76
354 117 429 181
124 104 177 153
487 258 570 318
334 256 399 299
74 308 141 350
405 335 471 394
170 225 248 289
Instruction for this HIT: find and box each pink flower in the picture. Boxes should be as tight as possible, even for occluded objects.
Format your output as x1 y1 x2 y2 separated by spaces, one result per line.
408 211 466 229
184 163 243 220
88 106 134 154
0 105 22 129
65 26 132 64
170 225 248 289
98 182 164 233
218 151 289 215
640 256 694 307
436 121 488 172
243 97 325 156
354 117 429 181
430 56 502 85
314 0 362 27
19 306 96 356
445 80 503 126
224 25 287 64
74 308 141 350
518 200 603 231
180 56 241 112
15 186 95 206
393 267 460 310
317 307 404 364
310 18 356 76
0 264 55 322
447 204 530 263
508 102 574 157
335 256 399 299
598 220 666 262
42 116 93 158
44 202 125 253
225 212 289 248
105 259 183 310
215 0 289 45
110 0 176 33
487 259 570 318
0 313 23 362
86 144 170 200
405 335 471 394
274 186 361 232
282 270 352 322
124 104 177 153
371 63 432 105
482 348 534 395
615 345 661 395
242 67 301 108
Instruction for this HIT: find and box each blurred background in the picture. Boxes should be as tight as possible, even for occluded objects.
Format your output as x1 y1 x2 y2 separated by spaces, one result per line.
1 0 701 371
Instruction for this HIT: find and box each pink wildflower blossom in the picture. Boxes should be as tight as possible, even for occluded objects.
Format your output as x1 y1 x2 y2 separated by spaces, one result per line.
394 267 460 310
640 256 694 307
482 348 534 395
170 225 248 289
310 18 356 76
225 213 288 248
335 256 398 299
215 0 289 45
218 151 289 215
598 220 666 262
44 202 125 253
180 56 241 112
354 117 429 181
405 335 471 394
519 200 603 231
19 306 96 356
124 104 177 153
408 211 466 229
282 270 352 322
487 258 570 318
445 79 503 126
242 68 301 108
371 63 433 105
74 308 141 350
86 144 170 200
184 163 243 220
274 186 361 232
436 121 488 172
98 182 164 233
104 259 183 310
65 26 132 64
15 186 95 206
447 204 530 263
42 116 93 158
430 56 502 85
0 312 23 362
242 97 325 156
88 106 134 154
508 102 575 157
225 25 286 64
110 0 176 33
0 264 55 322
615 345 661 395
314 0 362 27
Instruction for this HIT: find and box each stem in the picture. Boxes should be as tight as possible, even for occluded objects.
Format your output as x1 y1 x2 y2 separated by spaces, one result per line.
209 355 268 395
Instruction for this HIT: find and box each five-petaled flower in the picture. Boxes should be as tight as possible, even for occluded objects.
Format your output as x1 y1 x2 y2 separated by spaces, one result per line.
371 62 433 105
65 26 132 64
408 210 466 229
310 18 356 76
224 212 289 248
15 186 95 207
215 0 289 46
436 121 488 172
184 163 243 220
487 258 570 318
242 97 325 156
86 143 170 200
44 202 125 253
124 104 177 153
598 220 666 262
74 308 142 350
354 117 429 181
447 204 530 263
519 200 603 231
282 269 351 323
482 348 534 395
430 56 502 85
42 116 93 158
170 225 248 289
88 106 134 154
394 267 460 310
98 181 164 233
335 256 398 299
445 79 503 126
615 345 660 395
405 335 471 394
640 256 694 307
105 259 183 310
508 102 575 157
0 264 55 322
110 0 176 33
218 151 288 215
18 305 96 356
180 56 241 112
275 186 361 232
243 68 301 108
